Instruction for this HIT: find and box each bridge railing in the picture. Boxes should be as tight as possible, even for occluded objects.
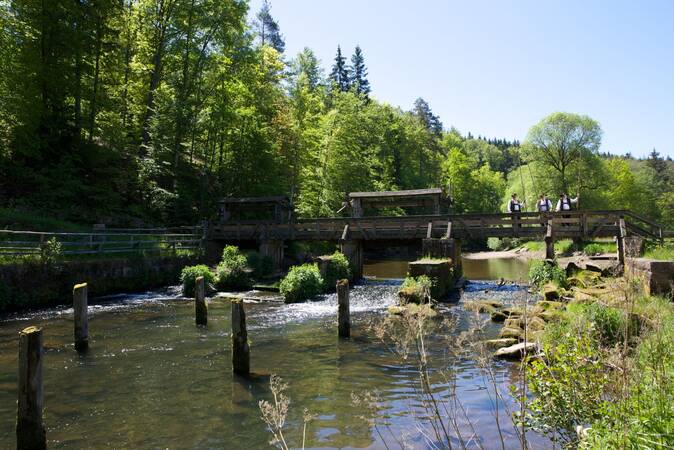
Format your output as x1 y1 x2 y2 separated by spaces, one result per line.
0 227 203 258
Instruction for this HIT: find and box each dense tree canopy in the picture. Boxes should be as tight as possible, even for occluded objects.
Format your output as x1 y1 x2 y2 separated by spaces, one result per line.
0 0 671 229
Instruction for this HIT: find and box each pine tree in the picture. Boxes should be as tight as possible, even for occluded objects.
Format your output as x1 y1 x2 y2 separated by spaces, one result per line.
412 98 442 135
348 45 370 96
329 45 349 92
255 0 285 53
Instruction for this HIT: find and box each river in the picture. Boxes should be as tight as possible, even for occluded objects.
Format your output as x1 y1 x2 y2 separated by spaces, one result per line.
0 256 545 449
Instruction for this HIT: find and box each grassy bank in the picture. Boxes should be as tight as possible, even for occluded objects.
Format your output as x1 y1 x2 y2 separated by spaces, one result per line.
523 268 673 447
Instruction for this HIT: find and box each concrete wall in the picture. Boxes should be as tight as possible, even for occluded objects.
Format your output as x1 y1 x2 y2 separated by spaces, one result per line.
0 255 199 313
625 258 674 296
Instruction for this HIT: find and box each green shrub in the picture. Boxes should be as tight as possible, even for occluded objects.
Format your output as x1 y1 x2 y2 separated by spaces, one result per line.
643 241 674 260
529 260 567 287
215 245 251 290
246 251 274 278
398 275 433 304
487 237 522 251
180 265 215 297
322 251 351 289
582 243 603 255
39 237 62 265
279 264 324 303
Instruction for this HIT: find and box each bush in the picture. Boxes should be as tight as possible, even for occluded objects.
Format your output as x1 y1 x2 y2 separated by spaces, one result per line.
39 237 62 265
322 251 351 289
180 265 215 297
398 275 433 304
279 264 324 303
529 260 567 288
215 245 251 290
487 237 522 251
246 251 274 278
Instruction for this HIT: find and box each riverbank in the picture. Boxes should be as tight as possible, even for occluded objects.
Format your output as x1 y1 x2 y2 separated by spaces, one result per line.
0 255 198 313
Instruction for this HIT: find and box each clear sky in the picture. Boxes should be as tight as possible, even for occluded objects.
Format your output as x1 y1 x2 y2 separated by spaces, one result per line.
249 0 674 158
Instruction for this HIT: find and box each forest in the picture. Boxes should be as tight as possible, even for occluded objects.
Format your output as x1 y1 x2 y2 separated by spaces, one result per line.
1 0 672 228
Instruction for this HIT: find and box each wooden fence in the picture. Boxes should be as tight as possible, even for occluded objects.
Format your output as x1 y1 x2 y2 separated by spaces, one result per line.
0 226 203 257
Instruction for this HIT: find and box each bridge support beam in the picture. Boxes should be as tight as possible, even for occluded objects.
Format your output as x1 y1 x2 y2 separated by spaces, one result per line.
259 239 284 272
616 219 627 267
340 240 363 281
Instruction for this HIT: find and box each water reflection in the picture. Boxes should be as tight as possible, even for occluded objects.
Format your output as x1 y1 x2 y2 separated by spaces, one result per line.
364 254 530 282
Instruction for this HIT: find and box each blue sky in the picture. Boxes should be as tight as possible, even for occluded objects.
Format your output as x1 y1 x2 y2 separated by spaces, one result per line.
249 0 674 158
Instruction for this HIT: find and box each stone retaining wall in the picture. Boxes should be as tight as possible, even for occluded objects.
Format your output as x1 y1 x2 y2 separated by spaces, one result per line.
0 255 199 313
625 258 674 296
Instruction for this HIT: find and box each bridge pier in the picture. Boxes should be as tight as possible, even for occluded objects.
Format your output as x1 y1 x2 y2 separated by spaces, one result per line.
340 240 363 281
259 239 284 272
422 238 462 271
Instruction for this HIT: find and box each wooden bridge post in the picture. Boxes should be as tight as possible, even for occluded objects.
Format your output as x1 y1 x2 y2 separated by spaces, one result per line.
340 240 363 281
195 276 207 326
16 326 46 450
231 299 250 376
617 218 627 265
73 283 88 351
337 279 350 338
259 239 284 272
545 220 555 260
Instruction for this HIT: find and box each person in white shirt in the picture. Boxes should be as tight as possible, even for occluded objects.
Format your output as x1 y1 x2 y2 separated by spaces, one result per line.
537 194 553 212
507 193 524 213
555 193 579 212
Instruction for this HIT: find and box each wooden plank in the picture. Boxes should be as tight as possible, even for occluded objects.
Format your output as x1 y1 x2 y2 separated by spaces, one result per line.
426 222 432 239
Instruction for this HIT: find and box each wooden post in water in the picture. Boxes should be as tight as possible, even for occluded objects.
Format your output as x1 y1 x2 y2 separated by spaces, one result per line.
231 299 249 376
337 279 350 338
16 326 46 450
195 276 207 326
73 283 88 351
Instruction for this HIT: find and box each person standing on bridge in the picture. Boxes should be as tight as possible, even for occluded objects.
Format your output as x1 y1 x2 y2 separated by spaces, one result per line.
507 193 524 213
537 194 553 213
555 193 578 212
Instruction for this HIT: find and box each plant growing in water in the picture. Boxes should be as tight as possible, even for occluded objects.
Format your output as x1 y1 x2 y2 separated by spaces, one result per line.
215 245 251 290
180 264 214 296
528 259 567 287
279 264 324 303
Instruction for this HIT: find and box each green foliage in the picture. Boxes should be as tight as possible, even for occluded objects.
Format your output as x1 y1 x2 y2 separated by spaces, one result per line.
582 241 616 255
279 263 324 303
399 275 433 304
215 246 251 290
180 265 214 297
528 260 567 287
487 237 522 251
321 251 350 289
525 331 609 444
246 251 274 279
643 241 674 260
39 237 62 265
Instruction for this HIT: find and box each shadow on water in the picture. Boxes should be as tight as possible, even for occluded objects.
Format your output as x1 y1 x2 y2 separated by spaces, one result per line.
0 258 546 449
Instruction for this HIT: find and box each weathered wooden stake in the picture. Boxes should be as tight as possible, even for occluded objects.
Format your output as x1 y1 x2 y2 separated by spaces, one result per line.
337 279 350 338
73 283 88 351
195 276 207 326
231 299 249 376
17 326 46 450
545 220 555 260
617 218 627 265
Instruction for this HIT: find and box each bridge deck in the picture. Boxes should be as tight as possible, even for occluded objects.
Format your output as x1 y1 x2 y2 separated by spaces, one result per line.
208 210 664 242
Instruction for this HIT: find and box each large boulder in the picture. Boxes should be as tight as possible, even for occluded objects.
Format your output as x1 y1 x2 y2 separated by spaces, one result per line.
499 327 524 340
464 300 502 314
542 283 561 301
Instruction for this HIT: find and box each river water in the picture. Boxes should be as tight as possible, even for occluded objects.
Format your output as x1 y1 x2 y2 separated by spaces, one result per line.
0 256 544 449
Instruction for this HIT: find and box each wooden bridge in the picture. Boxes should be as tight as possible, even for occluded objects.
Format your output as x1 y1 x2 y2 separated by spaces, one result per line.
206 189 671 278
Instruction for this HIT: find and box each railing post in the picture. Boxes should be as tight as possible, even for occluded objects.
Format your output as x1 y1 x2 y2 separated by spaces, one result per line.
16 326 46 450
337 279 350 338
73 283 88 351
617 218 627 265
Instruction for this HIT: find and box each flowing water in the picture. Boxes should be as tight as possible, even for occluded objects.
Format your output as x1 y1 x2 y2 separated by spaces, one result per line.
0 257 546 449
